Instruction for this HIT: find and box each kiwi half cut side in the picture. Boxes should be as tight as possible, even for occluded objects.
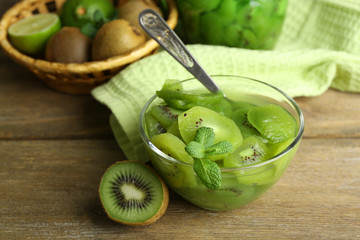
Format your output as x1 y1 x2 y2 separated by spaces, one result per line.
99 160 169 226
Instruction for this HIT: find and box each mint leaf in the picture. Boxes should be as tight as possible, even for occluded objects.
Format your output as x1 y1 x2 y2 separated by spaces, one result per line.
93 9 104 23
81 9 116 38
80 23 98 38
205 141 233 156
185 141 205 159
194 127 215 148
193 158 221 190
184 127 232 190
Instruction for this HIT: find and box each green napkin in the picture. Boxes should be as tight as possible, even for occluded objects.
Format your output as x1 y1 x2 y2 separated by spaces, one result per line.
92 0 360 162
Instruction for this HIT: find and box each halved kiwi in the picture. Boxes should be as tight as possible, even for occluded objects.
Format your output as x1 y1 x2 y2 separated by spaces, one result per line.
99 160 169 226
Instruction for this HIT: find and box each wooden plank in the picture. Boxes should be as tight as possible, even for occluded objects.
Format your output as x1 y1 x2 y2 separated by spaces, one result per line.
296 90 360 138
0 138 359 239
0 60 113 139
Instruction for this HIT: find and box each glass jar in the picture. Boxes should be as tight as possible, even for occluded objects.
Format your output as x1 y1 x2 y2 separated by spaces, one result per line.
175 0 288 49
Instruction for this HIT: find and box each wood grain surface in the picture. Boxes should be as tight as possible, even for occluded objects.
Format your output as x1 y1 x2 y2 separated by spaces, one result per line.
1 1 359 239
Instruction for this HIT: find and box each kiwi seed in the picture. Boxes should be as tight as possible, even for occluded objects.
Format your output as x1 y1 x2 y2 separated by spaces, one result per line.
99 160 169 226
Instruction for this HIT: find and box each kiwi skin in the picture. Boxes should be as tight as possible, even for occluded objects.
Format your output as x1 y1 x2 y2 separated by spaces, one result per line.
92 19 146 61
118 0 163 39
45 26 91 63
99 160 169 226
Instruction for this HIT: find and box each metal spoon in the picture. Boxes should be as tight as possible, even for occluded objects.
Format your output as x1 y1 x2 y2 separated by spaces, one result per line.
138 9 220 93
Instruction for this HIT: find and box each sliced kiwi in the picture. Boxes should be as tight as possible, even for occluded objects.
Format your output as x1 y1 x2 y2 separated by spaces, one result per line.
149 105 183 128
178 106 243 160
156 79 232 116
223 135 270 168
224 135 282 186
156 89 223 107
150 133 197 188
145 112 167 138
271 137 296 156
176 177 255 211
247 104 298 143
271 137 298 179
156 88 227 112
160 79 183 91
234 163 277 186
166 121 182 139
231 105 260 139
145 105 183 138
99 160 169 226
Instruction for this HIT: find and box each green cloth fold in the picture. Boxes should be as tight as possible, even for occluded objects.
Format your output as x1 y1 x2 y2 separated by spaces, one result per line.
92 0 360 161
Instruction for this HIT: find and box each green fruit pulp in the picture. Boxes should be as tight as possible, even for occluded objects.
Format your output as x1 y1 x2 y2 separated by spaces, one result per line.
99 161 164 223
178 106 242 144
224 135 270 168
176 0 288 49
150 105 183 128
231 105 260 138
8 13 61 55
144 112 166 138
247 104 298 143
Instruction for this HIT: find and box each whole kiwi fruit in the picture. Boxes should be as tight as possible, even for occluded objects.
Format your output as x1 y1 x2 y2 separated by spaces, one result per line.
99 160 169 226
118 0 163 39
45 26 91 63
92 19 145 61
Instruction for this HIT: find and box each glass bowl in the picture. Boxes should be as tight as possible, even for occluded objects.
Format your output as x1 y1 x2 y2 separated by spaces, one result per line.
175 0 288 49
139 75 304 211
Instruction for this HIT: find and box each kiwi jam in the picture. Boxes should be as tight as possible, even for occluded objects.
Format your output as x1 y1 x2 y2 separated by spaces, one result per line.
175 0 288 50
143 79 301 211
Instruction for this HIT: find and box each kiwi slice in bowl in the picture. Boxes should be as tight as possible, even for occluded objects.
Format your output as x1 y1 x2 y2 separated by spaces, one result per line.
99 160 169 226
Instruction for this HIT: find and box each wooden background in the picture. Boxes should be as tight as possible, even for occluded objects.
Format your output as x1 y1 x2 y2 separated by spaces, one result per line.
1 0 359 239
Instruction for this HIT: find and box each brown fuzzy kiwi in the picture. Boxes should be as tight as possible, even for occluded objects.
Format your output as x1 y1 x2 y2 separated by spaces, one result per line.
118 0 163 39
45 26 91 63
91 19 145 61
99 160 169 226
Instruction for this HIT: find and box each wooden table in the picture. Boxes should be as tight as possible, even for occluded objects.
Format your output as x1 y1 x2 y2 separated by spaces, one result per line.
1 1 359 239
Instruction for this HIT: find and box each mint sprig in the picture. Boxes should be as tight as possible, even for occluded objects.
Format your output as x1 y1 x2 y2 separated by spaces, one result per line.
80 9 118 38
185 141 205 159
205 141 233 156
193 158 221 190
185 127 233 190
194 126 215 148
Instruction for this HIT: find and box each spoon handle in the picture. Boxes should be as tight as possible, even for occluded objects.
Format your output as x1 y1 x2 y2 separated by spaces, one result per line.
138 9 220 93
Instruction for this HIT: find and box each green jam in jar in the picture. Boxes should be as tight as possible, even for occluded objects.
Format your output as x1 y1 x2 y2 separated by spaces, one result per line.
175 0 288 49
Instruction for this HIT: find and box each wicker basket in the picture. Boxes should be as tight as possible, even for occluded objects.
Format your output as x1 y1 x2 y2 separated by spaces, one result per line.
0 0 178 94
